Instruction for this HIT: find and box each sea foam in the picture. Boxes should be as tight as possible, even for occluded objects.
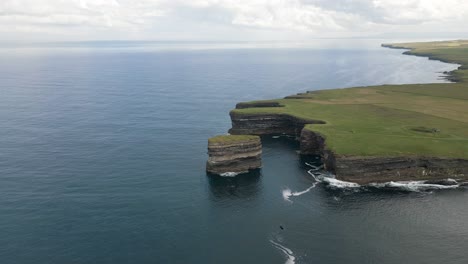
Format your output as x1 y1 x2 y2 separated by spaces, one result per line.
220 172 240 177
369 180 460 192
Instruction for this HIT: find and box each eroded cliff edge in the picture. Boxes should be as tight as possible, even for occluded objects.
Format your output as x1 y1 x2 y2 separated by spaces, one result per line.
299 129 468 184
229 103 468 185
218 40 468 185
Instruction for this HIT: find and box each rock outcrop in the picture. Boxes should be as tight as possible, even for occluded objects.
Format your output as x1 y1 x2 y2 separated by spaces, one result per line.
326 155 468 184
229 103 325 137
299 128 326 155
300 129 468 184
229 111 468 184
206 135 262 175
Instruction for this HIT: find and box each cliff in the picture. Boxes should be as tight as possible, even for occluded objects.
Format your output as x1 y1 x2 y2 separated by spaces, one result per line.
219 40 468 185
229 102 325 137
206 135 262 175
329 156 468 184
229 99 468 184
299 129 468 184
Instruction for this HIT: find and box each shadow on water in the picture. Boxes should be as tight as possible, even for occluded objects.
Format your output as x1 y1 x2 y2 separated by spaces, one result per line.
261 134 298 148
207 169 262 201
261 134 322 169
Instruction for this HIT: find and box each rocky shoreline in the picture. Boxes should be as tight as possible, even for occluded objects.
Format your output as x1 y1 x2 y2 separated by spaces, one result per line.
208 41 468 185
228 102 325 137
229 104 468 184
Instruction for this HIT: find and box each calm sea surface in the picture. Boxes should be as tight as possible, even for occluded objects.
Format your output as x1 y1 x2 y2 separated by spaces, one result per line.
1 41 467 264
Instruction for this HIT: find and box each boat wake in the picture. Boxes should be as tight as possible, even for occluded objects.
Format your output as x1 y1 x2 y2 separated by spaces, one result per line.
270 240 296 264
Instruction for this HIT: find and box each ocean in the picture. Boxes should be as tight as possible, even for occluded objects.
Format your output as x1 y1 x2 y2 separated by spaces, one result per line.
1 40 467 264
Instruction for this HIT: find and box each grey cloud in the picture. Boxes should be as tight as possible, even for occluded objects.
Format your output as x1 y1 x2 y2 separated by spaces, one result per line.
1 0 467 41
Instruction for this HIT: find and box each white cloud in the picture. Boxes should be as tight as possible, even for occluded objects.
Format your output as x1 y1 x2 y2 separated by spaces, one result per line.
371 0 468 24
0 0 468 41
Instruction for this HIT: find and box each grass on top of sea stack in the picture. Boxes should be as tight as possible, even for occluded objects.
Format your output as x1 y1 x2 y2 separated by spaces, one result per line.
208 135 260 144
231 40 468 159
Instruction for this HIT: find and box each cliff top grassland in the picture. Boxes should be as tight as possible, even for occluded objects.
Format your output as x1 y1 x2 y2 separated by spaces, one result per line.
231 40 468 158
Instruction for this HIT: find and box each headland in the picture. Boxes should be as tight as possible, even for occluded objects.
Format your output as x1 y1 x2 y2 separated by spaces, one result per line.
225 40 468 184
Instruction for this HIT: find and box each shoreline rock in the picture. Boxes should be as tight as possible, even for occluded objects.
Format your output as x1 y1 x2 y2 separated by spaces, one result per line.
223 41 468 185
206 135 262 175
228 102 325 137
326 155 468 184
229 112 468 184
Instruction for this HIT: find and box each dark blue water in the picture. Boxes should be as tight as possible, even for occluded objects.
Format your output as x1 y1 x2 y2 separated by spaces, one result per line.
1 42 467 264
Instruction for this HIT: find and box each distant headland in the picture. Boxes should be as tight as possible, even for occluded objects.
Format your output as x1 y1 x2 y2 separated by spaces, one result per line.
208 40 468 186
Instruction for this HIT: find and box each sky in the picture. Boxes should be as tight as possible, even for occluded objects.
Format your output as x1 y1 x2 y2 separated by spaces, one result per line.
1 0 468 42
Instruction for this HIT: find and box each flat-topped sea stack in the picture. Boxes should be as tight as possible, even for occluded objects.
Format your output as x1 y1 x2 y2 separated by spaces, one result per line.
206 135 262 175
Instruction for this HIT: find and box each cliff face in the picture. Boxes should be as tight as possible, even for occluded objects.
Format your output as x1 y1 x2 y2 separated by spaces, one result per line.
300 129 468 184
328 156 468 184
224 40 468 185
230 112 468 184
229 103 325 137
299 128 326 155
229 112 305 136
206 136 262 175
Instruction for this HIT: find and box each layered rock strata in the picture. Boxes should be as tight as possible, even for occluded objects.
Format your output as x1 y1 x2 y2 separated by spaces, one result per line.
329 156 468 184
299 129 468 184
229 111 468 184
229 103 325 137
206 135 262 175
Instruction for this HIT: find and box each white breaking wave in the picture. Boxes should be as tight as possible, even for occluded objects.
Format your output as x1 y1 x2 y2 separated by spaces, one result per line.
296 162 463 197
370 180 460 192
272 135 295 139
306 169 320 181
306 167 360 189
282 188 293 202
220 172 239 177
322 177 361 189
320 177 460 192
305 161 461 192
304 162 323 171
270 240 296 264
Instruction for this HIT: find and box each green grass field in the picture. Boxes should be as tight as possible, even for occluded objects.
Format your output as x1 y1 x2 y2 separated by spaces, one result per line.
232 40 468 158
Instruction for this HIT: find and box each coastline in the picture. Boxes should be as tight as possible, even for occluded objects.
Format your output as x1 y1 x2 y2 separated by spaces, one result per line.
225 40 468 185
382 42 464 82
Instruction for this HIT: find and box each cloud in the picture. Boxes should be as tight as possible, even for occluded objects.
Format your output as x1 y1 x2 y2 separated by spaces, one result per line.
0 0 166 28
1 0 468 41
222 0 366 31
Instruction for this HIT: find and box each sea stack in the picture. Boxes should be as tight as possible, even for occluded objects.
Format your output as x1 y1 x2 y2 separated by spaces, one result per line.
206 135 262 175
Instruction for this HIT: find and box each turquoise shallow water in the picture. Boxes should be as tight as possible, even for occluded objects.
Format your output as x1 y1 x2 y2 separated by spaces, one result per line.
0 41 467 264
